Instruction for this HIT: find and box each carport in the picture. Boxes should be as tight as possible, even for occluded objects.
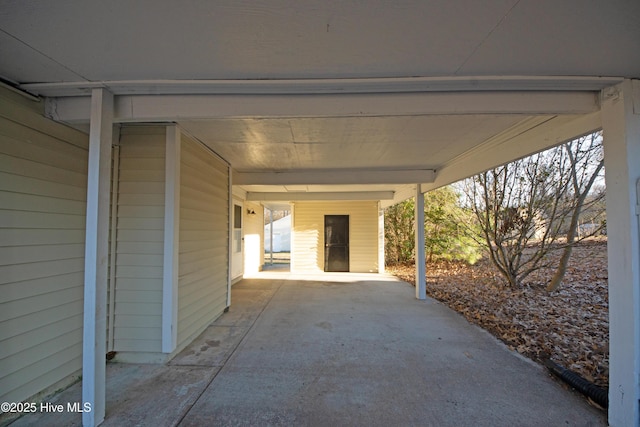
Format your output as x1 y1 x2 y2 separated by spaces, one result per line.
0 2 639 426
10 272 607 426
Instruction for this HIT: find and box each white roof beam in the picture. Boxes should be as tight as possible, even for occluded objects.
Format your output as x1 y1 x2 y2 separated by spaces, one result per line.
234 169 435 186
247 191 395 201
46 91 599 124
24 76 623 97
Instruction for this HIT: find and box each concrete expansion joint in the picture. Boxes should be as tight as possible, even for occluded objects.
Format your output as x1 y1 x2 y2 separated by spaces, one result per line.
173 280 284 425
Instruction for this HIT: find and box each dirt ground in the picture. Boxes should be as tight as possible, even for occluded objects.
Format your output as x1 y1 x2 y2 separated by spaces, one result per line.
387 238 609 388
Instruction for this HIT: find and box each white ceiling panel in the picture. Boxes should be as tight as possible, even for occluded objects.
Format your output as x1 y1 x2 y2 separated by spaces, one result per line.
0 1 631 203
181 115 526 171
0 0 522 81
0 31 85 83
2 0 637 83
459 0 640 77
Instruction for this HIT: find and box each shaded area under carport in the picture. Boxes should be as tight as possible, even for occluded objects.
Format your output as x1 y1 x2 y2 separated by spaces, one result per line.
9 273 606 426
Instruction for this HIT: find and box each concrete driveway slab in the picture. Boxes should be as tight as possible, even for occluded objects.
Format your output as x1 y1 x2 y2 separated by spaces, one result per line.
6 273 606 427
7 364 218 427
179 276 606 427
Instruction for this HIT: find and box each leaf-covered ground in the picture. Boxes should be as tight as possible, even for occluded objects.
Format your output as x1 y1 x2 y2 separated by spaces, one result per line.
387 239 609 387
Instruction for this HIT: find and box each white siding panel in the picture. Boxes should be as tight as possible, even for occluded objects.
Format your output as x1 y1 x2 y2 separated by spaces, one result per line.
292 201 380 273
112 127 165 354
177 135 229 351
0 89 88 405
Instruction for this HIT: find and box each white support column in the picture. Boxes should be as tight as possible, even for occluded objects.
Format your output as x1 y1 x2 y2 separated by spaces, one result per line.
82 88 113 427
107 145 120 352
227 164 232 307
378 202 385 274
270 209 274 265
162 125 180 353
601 79 640 427
415 184 426 300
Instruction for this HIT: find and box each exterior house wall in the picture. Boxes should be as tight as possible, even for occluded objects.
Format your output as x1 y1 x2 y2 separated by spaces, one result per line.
243 201 264 274
111 126 166 358
0 88 88 404
291 201 380 273
0 87 235 408
176 135 229 351
111 128 232 360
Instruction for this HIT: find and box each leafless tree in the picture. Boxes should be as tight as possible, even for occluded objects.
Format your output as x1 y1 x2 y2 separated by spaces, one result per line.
465 132 605 290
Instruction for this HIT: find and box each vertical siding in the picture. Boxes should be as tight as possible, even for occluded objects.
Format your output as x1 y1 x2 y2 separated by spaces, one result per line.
0 89 88 404
113 127 165 353
177 135 229 350
291 201 380 273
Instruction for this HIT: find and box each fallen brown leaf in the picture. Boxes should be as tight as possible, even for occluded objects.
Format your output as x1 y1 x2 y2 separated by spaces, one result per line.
388 238 609 387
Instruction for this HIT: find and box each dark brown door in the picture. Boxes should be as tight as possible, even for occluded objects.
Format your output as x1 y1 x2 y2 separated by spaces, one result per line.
324 215 349 272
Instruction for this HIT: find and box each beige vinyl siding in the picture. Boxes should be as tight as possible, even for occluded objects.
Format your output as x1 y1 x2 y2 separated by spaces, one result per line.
112 127 165 353
177 135 229 350
0 89 88 404
292 201 380 273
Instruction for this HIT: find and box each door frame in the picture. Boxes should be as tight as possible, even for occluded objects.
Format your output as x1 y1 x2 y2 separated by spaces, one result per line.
324 214 350 272
231 200 244 279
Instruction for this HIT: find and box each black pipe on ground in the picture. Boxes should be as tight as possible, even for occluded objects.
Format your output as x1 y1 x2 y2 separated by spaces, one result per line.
543 358 608 409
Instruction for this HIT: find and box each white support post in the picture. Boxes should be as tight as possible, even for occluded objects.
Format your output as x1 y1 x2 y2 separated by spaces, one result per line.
378 202 385 274
270 209 274 265
415 184 426 300
227 164 232 307
82 88 113 427
162 126 180 353
107 145 119 352
601 79 640 427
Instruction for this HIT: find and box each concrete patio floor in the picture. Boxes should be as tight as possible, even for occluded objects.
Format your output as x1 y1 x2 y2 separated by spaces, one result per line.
7 272 607 426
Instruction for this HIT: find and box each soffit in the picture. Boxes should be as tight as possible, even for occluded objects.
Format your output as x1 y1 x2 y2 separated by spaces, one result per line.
0 1 638 84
